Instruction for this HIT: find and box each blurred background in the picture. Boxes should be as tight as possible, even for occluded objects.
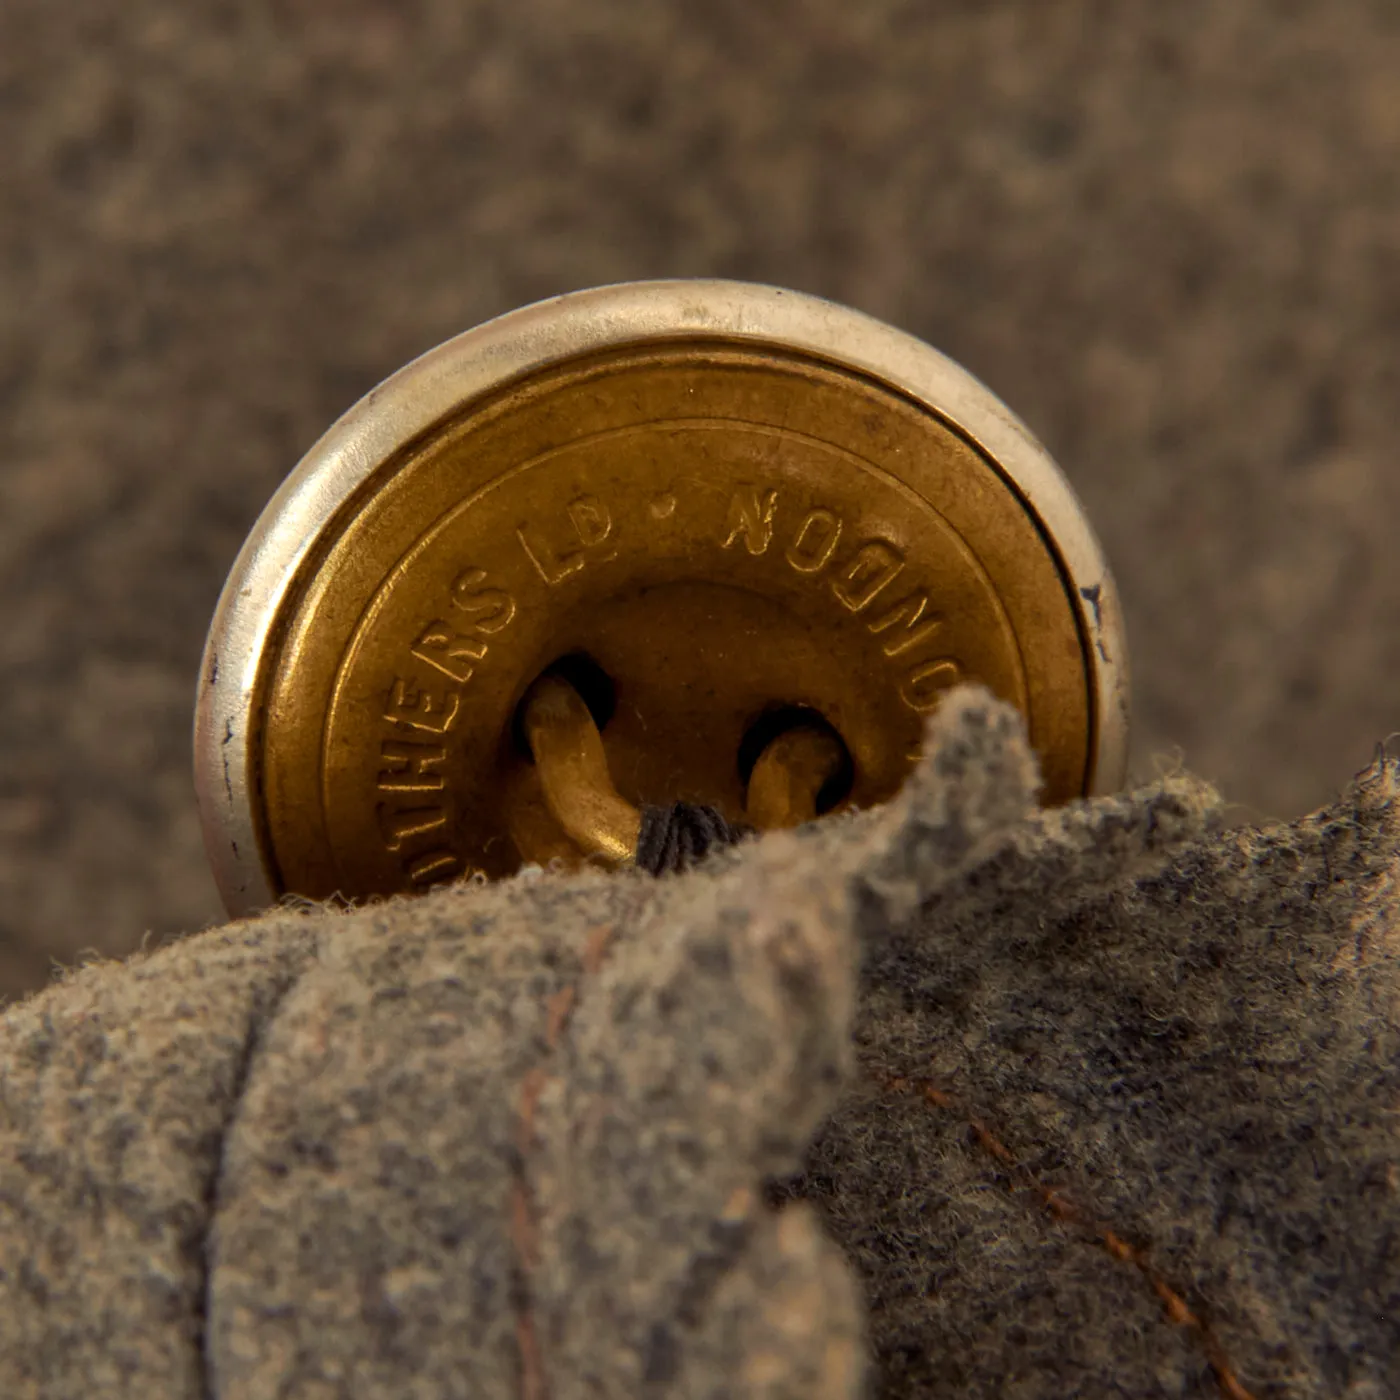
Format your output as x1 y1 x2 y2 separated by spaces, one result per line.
2 0 1398 997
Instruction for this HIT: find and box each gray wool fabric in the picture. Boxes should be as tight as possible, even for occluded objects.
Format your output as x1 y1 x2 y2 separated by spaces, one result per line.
0 688 1396 1398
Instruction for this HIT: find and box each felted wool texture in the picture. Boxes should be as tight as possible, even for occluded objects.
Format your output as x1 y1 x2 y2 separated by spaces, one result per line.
0 686 1396 1399
0 915 322 1397
207 843 865 1400
0 788 879 1398
787 736 1400 1397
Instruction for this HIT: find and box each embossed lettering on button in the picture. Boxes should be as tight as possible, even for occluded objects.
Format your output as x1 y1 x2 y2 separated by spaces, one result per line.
195 280 1129 916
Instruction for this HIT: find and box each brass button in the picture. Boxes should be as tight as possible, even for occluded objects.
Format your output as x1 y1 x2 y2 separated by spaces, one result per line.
195 281 1129 914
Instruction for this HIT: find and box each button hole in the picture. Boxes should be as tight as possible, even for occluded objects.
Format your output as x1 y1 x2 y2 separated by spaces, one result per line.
737 706 854 814
513 653 617 761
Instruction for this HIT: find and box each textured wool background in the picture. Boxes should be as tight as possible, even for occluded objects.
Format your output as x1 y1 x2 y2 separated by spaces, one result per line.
3 0 1400 995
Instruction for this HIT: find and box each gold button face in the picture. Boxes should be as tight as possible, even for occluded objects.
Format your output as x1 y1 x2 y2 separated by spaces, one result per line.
197 283 1127 913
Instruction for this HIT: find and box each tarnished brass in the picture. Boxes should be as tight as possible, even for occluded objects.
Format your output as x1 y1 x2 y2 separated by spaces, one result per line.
253 340 1092 900
520 673 847 865
520 673 641 865
745 725 849 832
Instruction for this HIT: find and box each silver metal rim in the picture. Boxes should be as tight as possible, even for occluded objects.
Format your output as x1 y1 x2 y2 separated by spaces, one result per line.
195 279 1131 917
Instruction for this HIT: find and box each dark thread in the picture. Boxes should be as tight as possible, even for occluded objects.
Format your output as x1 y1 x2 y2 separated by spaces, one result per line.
635 803 752 875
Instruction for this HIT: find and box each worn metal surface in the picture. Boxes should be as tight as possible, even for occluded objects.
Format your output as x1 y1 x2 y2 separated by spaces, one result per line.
196 283 1126 914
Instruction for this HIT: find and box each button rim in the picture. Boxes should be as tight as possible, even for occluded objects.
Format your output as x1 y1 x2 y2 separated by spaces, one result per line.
195 279 1130 916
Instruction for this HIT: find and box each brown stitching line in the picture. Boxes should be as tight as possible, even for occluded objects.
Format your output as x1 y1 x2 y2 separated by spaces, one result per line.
510 1078 548 1400
510 924 619 1400
882 1076 1258 1400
